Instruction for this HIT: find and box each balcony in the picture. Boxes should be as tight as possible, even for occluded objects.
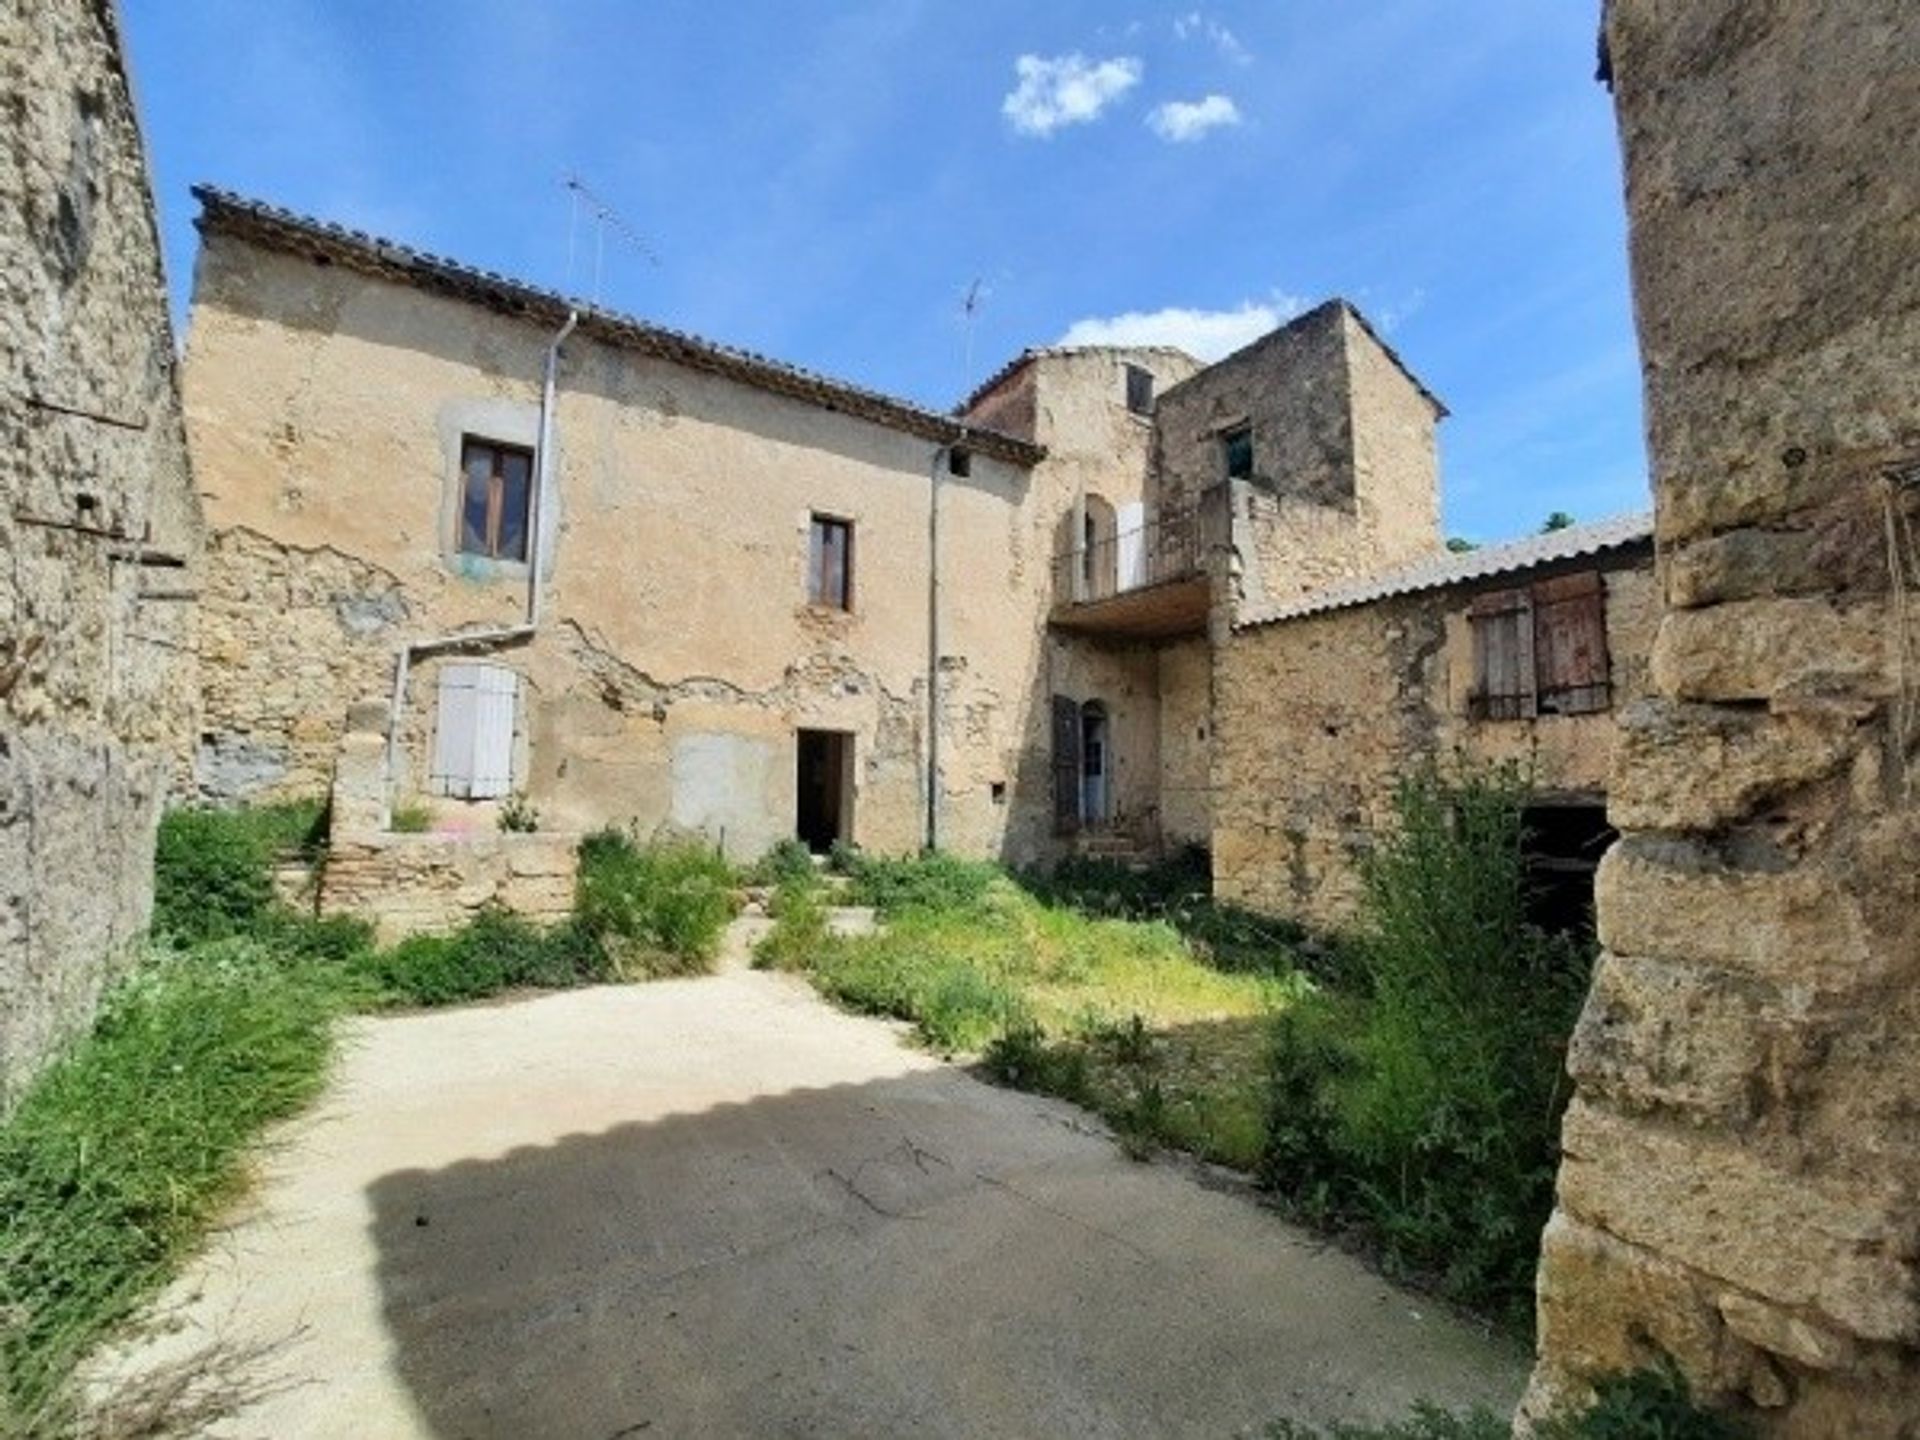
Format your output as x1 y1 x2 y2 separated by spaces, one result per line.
1050 502 1212 640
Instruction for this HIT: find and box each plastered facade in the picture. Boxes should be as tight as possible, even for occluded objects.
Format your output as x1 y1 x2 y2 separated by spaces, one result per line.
1212 552 1657 930
0 0 203 1102
1525 2 1920 1433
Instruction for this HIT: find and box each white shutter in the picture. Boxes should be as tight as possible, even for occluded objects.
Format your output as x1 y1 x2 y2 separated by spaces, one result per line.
1116 501 1147 592
431 663 517 799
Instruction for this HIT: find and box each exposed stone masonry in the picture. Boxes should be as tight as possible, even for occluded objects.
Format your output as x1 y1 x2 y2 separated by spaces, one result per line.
1524 3 1920 1432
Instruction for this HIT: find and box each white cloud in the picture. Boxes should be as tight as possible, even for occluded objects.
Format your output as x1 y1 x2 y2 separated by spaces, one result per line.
1147 94 1243 142
1058 295 1304 361
1173 12 1252 64
1002 53 1143 137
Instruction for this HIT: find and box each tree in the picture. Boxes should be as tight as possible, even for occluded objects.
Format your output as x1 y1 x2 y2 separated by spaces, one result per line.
1541 511 1576 533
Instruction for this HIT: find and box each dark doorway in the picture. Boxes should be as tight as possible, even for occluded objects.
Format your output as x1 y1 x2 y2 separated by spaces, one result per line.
796 729 853 854
1521 800 1615 936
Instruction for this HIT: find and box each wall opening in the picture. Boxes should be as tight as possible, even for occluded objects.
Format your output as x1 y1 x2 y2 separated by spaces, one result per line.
796 729 853 854
1080 700 1110 826
1521 800 1614 936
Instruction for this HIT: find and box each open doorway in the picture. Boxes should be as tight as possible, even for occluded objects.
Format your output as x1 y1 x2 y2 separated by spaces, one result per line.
796 729 854 854
1080 701 1109 826
1521 799 1616 935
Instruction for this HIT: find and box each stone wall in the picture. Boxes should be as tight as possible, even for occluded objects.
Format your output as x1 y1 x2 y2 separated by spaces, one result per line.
1212 552 1656 930
319 834 577 943
1524 2 1920 1433
0 0 203 1103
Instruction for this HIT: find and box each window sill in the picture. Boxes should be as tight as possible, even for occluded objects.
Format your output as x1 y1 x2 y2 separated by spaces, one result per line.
448 551 532 582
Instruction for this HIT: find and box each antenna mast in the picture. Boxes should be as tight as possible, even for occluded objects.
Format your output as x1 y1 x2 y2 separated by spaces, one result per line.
961 278 984 399
561 174 660 307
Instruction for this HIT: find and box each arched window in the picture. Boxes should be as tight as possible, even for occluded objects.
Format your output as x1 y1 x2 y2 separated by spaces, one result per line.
1080 493 1117 600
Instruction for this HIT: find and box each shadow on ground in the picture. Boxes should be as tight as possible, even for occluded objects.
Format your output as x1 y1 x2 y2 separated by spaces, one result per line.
367 1066 1522 1440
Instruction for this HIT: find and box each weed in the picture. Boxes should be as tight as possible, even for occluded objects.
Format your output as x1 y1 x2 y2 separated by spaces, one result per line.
1263 1402 1508 1439
496 794 540 833
389 803 433 834
1257 762 1595 1329
1113 1076 1169 1160
981 1021 1093 1104
1538 1363 1751 1440
574 827 737 975
748 838 817 887
348 908 608 1008
0 941 340 1430
844 850 999 917
753 876 831 971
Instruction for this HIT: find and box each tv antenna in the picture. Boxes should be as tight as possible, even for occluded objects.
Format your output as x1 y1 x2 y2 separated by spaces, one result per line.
563 174 659 307
961 277 986 398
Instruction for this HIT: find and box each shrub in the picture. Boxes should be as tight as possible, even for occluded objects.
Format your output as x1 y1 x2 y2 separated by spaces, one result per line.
1264 1403 1508 1439
574 828 736 976
845 850 998 917
1259 762 1594 1328
347 908 609 1007
151 801 330 945
390 803 432 834
982 1020 1092 1104
0 941 340 1429
1539 1364 1751 1440
748 837 817 887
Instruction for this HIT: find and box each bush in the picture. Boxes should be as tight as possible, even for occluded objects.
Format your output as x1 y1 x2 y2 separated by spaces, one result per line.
0 941 340 1429
151 801 329 945
1540 1364 1750 1440
1259 763 1594 1328
845 850 999 917
348 908 608 1007
753 875 830 971
574 828 737 976
747 837 817 887
390 803 432 833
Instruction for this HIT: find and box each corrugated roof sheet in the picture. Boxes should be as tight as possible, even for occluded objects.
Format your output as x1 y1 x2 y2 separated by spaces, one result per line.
1235 511 1654 630
191 186 1044 467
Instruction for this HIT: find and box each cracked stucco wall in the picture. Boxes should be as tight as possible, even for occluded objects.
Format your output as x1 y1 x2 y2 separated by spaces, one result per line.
1211 556 1656 930
1 0 204 1102
1524 3 1920 1433
185 236 1164 864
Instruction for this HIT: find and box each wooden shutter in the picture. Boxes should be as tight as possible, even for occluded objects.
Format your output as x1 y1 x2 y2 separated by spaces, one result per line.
1051 694 1082 835
431 663 517 798
1532 572 1610 714
1469 587 1534 720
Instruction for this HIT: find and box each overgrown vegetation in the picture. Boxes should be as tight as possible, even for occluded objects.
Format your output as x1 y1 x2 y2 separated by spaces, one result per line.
2 804 742 1428
573 827 736 976
1260 763 1594 1328
0 939 342 1433
759 854 1290 1169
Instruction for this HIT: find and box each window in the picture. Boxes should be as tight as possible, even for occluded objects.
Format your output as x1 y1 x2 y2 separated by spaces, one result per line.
430 663 517 798
1222 423 1254 480
1124 363 1155 416
1470 571 1612 720
948 446 972 477
808 515 853 610
458 438 534 562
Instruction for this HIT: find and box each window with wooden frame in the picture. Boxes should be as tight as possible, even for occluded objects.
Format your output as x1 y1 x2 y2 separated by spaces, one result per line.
1469 571 1612 720
458 438 534 562
808 514 853 610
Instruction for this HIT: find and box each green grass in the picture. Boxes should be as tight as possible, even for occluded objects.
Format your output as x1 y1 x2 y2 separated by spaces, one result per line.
0 808 742 1426
0 940 342 1432
761 860 1290 1170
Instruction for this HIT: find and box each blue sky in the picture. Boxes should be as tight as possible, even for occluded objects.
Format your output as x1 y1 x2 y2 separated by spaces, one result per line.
121 1 1648 542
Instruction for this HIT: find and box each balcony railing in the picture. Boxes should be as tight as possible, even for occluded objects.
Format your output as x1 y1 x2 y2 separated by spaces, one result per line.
1049 502 1213 639
1052 504 1204 606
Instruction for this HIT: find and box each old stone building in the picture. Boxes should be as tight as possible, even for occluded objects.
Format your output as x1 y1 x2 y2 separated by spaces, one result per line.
1524 1 1920 1434
182 190 1479 924
1 0 203 1102
1214 515 1656 932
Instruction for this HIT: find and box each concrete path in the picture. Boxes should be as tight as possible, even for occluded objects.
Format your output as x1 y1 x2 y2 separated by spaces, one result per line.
102 971 1526 1438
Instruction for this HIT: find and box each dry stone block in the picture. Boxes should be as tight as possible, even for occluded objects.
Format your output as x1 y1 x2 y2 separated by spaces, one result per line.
1556 1101 1917 1341
1717 1291 1855 1373
1609 698 1862 832
1666 505 1887 609
1650 597 1891 704
1567 951 1781 1124
1595 841 1870 992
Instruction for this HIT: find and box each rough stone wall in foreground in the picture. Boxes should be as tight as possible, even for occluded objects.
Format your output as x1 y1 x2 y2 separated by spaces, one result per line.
1524 2 1920 1433
0 0 203 1103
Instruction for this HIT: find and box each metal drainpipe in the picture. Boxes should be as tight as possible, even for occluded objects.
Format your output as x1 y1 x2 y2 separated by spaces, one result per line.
925 440 947 853
383 308 580 805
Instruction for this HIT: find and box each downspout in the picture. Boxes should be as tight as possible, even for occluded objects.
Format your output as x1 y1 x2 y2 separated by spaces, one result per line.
925 438 948 853
383 308 580 811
